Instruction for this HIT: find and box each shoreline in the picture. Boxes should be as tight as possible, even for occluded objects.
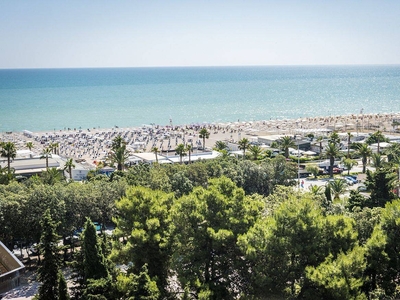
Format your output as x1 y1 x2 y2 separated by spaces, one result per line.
1 112 399 167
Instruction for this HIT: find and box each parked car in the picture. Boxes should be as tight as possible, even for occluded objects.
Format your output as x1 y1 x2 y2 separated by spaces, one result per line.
357 185 368 192
343 177 354 186
345 176 358 185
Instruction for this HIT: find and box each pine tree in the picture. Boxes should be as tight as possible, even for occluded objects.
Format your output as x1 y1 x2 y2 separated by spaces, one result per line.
36 209 62 300
82 218 108 281
58 271 70 300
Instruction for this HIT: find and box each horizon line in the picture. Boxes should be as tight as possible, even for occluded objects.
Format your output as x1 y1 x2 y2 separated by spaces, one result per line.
1 63 400 71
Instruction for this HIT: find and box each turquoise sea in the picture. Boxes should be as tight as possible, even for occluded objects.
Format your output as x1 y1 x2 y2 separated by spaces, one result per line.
0 65 399 132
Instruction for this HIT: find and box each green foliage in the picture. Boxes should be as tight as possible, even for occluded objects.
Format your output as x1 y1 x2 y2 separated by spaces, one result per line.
0 141 17 174
327 178 348 200
82 218 108 280
365 131 389 146
306 246 367 299
239 194 358 297
343 158 358 175
277 135 296 158
36 209 62 300
306 164 320 178
198 128 210 149
58 271 70 300
238 137 250 158
113 186 173 297
365 168 397 207
116 264 160 300
324 142 342 177
172 177 264 299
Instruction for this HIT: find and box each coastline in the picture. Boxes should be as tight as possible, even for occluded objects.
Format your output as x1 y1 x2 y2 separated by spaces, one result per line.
1 112 400 168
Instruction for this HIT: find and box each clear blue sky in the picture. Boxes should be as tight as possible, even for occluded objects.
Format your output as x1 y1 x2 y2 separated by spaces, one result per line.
1 0 400 68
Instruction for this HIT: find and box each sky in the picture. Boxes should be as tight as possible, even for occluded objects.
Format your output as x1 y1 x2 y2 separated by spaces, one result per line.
1 0 400 69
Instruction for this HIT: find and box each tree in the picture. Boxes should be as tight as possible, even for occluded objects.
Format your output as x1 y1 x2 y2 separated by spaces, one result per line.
113 186 174 297
41 167 63 185
354 143 372 173
324 142 341 178
342 158 358 175
366 131 388 154
50 142 60 155
64 158 75 180
278 136 296 158
58 270 70 300
327 178 348 200
40 147 53 170
186 144 193 163
199 128 210 150
306 246 366 299
238 194 357 297
316 136 324 158
176 143 187 164
364 200 400 296
365 168 397 207
82 218 108 281
385 143 400 164
0 141 17 174
214 140 228 151
328 131 341 145
238 137 250 159
172 177 264 299
347 132 353 158
36 209 62 300
370 153 386 169
151 146 159 163
306 164 320 178
26 141 34 152
109 146 129 171
116 264 160 300
109 135 129 171
249 144 262 160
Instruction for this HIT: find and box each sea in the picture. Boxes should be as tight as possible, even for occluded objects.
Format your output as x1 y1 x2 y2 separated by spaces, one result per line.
0 65 399 132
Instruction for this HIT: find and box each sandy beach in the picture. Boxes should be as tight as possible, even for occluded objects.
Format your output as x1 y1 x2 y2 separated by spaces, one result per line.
1 112 400 167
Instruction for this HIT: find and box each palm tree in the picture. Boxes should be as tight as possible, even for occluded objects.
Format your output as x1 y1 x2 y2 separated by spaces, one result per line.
328 131 341 145
354 143 372 173
324 142 341 178
63 158 75 180
112 135 125 151
26 141 34 152
308 184 324 196
199 128 210 150
370 153 386 169
214 140 228 151
249 144 262 160
316 136 324 158
186 144 193 163
385 143 400 164
176 143 187 164
346 132 353 158
50 142 59 154
327 178 348 200
238 138 250 159
41 167 62 185
278 136 296 158
342 158 358 175
40 147 53 170
366 131 387 154
110 146 129 171
110 135 129 171
0 141 17 174
151 147 159 163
